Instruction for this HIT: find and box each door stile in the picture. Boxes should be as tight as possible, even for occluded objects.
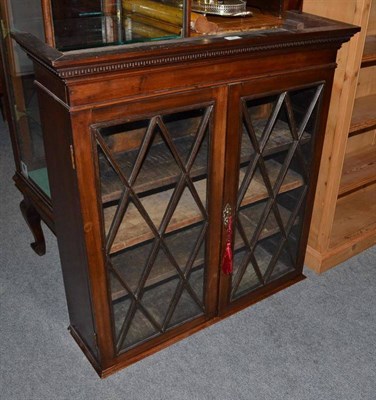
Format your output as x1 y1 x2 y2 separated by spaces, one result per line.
205 85 229 317
70 109 116 368
218 83 243 314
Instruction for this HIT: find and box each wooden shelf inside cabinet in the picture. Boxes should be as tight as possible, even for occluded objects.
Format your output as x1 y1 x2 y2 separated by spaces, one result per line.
110 223 205 301
349 94 376 137
100 135 207 204
361 35 376 67
239 200 294 243
338 147 376 197
101 119 308 254
100 120 310 204
104 159 304 254
110 197 298 302
330 183 376 249
252 120 311 157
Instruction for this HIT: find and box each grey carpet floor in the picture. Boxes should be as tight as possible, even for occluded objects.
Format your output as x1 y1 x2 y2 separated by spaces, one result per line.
1 118 375 400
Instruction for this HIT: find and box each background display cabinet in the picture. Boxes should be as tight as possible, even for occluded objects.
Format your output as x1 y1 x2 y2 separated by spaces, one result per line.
0 0 357 377
303 0 376 272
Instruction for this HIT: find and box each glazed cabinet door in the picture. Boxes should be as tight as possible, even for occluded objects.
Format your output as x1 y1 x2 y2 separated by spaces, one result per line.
0 1 50 198
91 88 225 357
219 73 326 314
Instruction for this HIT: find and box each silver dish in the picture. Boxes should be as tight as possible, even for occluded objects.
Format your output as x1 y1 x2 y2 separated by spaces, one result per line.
192 0 252 17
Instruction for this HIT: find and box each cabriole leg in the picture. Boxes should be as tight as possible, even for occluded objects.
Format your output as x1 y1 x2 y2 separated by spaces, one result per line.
20 197 46 256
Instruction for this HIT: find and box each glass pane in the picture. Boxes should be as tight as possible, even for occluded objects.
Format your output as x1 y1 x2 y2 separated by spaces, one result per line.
276 186 307 265
167 287 203 328
1 2 48 196
188 263 205 303
50 0 184 51
2 36 50 198
5 0 45 39
111 241 155 295
95 105 211 353
123 308 159 349
289 86 322 166
255 232 295 282
231 84 323 302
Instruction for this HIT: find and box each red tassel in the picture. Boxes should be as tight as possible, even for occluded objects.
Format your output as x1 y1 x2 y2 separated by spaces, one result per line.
222 215 233 275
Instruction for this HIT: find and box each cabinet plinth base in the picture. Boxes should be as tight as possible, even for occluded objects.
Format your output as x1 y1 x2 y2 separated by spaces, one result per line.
305 232 376 274
71 272 305 378
68 325 103 377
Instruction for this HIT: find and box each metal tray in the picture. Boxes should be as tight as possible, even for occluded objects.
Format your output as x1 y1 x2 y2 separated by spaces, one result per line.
192 0 252 17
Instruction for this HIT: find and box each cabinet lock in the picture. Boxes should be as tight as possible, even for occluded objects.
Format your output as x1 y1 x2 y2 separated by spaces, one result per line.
223 203 232 228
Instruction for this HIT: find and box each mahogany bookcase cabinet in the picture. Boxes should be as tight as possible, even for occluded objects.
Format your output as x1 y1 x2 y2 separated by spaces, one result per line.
0 0 357 377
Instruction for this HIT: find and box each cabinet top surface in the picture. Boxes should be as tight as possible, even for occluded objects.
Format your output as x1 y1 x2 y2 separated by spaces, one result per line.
11 10 359 79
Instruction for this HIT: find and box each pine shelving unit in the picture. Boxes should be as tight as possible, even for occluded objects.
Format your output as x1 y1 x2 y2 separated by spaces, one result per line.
303 0 376 272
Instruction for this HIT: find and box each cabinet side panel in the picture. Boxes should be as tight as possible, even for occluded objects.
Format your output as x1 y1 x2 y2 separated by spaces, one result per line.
36 87 98 360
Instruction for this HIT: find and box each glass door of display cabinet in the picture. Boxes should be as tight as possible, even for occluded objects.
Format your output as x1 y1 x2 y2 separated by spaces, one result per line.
0 0 51 199
92 91 223 354
46 0 187 51
220 79 324 312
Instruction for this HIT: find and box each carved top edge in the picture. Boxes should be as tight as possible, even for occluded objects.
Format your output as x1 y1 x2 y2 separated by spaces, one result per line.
53 36 350 79
12 30 354 80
